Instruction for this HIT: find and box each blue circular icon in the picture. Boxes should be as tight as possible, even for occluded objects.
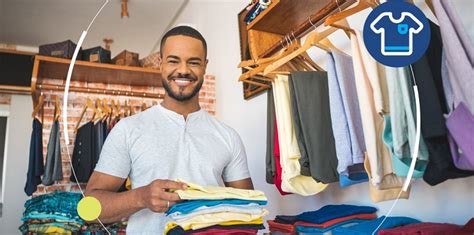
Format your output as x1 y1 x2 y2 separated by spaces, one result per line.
363 0 431 67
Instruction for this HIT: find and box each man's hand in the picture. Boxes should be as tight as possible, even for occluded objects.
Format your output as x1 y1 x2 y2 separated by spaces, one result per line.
137 179 187 213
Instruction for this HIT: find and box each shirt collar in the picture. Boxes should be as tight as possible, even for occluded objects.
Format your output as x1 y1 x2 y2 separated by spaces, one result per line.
156 103 204 123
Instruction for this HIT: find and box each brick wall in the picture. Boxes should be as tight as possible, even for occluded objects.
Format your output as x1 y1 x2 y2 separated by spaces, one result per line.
0 94 12 105
33 76 215 195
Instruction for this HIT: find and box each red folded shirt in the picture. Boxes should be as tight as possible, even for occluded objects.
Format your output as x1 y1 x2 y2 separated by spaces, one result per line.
379 218 474 235
268 220 295 234
294 213 377 228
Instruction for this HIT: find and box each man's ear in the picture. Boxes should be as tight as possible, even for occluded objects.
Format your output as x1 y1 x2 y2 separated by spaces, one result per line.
204 59 209 69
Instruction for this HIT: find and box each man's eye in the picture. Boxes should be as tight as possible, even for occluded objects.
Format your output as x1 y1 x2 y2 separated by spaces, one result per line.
168 60 178 64
189 62 201 66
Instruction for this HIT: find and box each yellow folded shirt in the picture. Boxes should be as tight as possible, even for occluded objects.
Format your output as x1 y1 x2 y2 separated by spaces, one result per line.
165 218 265 234
175 179 267 201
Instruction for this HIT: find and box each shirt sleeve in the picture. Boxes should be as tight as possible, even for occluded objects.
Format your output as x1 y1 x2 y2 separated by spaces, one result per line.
222 129 251 182
94 121 131 179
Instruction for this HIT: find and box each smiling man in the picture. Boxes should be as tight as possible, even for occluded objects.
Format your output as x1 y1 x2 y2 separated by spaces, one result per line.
85 26 253 234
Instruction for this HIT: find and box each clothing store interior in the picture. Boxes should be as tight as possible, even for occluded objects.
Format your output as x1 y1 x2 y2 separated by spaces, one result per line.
0 0 473 234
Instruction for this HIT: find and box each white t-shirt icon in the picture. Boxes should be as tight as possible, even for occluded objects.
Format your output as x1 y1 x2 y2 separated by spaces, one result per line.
370 12 423 56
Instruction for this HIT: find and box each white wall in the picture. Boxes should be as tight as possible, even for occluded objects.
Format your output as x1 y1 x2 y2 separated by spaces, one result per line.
0 95 33 235
0 0 186 56
0 1 472 233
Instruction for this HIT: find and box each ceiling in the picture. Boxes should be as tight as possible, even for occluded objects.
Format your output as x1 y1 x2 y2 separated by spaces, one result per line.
0 0 187 56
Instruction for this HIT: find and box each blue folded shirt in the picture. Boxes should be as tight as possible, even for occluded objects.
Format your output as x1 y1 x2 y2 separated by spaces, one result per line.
166 199 267 216
296 218 369 233
296 204 377 224
332 216 421 235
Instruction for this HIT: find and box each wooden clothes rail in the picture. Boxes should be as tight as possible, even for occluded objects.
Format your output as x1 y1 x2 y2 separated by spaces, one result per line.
239 0 356 99
260 0 355 58
37 84 164 99
30 55 164 107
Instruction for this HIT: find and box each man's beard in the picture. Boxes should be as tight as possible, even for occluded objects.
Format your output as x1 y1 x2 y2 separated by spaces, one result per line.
162 73 204 101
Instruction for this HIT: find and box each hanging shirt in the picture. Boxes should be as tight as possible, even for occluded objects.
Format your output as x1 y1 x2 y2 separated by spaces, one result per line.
446 103 474 171
266 89 276 184
24 118 44 196
42 120 63 186
414 20 474 185
288 72 339 183
273 116 291 195
433 0 474 113
385 67 429 178
351 30 409 202
272 74 328 196
94 104 251 234
326 50 366 181
70 122 94 183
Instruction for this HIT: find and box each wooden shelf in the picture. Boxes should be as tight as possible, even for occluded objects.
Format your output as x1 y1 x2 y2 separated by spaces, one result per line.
238 0 355 100
247 0 333 35
31 55 163 106
34 55 162 87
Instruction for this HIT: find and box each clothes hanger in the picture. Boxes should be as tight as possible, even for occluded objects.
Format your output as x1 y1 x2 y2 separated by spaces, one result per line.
324 0 379 26
239 36 301 81
129 101 135 116
264 25 340 75
93 99 106 123
75 98 96 133
31 93 45 119
54 96 61 121
265 16 355 75
124 100 130 117
425 0 436 16
115 100 122 119
289 32 324 71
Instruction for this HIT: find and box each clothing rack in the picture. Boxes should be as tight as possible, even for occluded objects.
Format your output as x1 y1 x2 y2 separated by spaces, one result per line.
259 0 355 58
30 55 164 107
239 0 356 99
36 84 164 99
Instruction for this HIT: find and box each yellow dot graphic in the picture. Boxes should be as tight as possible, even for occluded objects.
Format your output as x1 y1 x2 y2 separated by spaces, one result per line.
77 196 102 221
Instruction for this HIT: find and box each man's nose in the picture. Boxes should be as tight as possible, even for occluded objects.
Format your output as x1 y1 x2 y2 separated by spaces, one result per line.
176 62 191 75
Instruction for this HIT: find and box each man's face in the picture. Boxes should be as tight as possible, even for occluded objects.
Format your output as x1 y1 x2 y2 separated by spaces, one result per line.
160 35 207 102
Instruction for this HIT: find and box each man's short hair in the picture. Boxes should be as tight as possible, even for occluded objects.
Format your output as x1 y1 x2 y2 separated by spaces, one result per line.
160 25 207 58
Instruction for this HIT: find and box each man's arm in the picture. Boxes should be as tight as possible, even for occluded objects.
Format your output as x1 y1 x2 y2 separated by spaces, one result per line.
85 172 142 223
224 177 254 190
85 172 186 224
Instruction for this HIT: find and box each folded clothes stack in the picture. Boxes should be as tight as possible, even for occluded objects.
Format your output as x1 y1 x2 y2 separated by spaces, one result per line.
268 204 426 235
19 191 84 234
378 218 474 235
19 191 128 235
268 204 378 234
164 180 268 235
